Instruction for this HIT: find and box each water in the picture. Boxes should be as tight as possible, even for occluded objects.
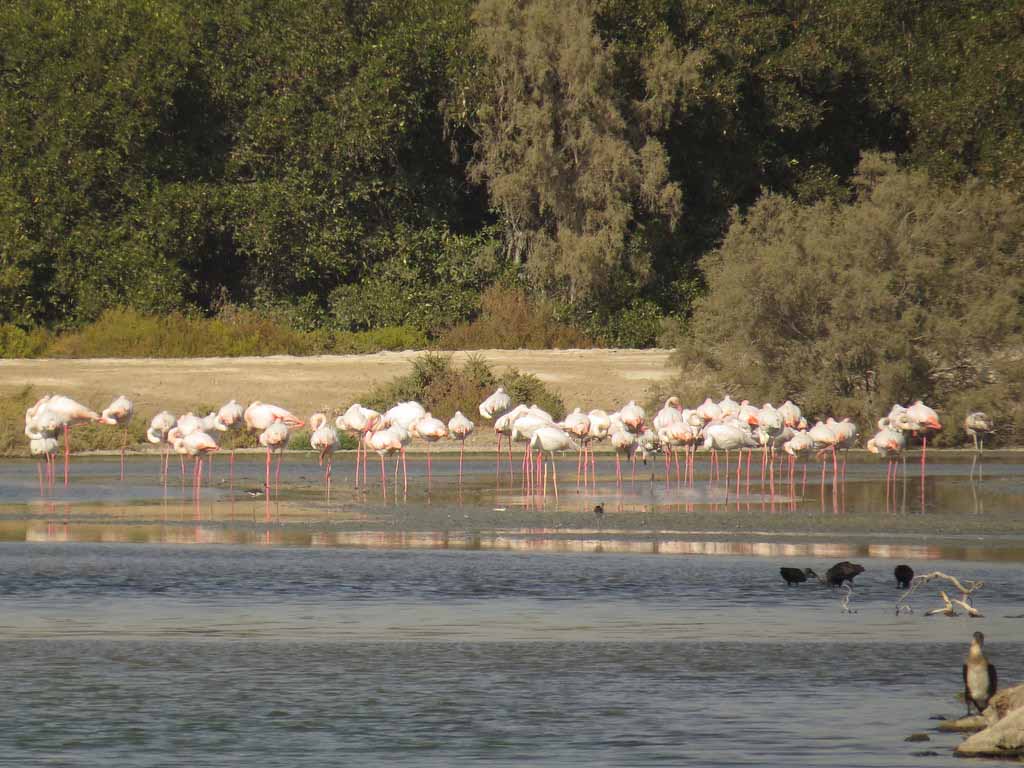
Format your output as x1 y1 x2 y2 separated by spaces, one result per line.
1 451 1022 766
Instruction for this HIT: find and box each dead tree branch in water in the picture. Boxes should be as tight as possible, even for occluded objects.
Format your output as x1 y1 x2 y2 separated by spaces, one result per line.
898 571 985 617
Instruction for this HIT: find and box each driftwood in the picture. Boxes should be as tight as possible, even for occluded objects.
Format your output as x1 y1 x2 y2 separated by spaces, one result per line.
839 583 857 614
896 571 985 617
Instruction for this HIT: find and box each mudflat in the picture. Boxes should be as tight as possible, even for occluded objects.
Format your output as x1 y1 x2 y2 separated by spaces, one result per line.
0 349 675 415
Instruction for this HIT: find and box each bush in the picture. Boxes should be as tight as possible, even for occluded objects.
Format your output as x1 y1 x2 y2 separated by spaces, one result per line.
678 153 1024 442
0 324 51 358
436 286 592 349
581 300 665 348
360 353 565 423
331 327 427 354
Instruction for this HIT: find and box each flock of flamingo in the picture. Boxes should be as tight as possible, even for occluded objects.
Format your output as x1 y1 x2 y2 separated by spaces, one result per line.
22 389 994 505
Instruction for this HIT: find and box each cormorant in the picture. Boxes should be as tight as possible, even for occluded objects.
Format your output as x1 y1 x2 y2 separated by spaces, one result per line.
593 503 604 517
894 564 914 589
963 631 997 716
823 561 865 587
780 567 818 586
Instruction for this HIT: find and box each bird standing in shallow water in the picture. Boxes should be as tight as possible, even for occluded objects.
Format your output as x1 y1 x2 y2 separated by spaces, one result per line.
780 567 817 586
822 561 865 587
963 631 997 716
894 564 914 589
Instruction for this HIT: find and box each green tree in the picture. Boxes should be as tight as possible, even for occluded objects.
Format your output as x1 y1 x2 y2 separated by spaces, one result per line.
465 0 682 305
679 153 1024 435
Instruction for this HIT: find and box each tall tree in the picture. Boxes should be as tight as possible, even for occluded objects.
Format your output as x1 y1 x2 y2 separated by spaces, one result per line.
466 0 682 305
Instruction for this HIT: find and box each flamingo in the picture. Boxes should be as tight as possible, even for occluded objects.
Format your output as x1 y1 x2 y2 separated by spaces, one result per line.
511 409 553 494
828 417 858 482
702 422 750 494
244 401 305 431
904 399 942 506
309 413 340 494
562 408 592 488
214 399 245 483
412 412 447 487
964 412 993 452
480 387 513 475
147 411 176 481
258 422 291 497
696 397 723 424
585 408 611 486
782 430 814 494
447 411 475 483
619 401 646 432
337 403 381 488
30 436 58 493
529 426 576 500
30 395 101 487
756 405 784 494
365 425 408 496
179 430 219 499
808 420 840 506
99 395 134 481
778 400 802 429
493 404 528 478
610 426 637 488
867 425 906 509
718 395 740 419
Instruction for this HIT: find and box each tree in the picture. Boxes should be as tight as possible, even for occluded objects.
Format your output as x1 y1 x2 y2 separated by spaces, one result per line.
679 153 1024 439
466 0 682 305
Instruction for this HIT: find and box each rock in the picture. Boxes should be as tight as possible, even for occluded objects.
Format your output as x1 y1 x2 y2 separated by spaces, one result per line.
904 733 931 742
938 715 987 732
955 707 1024 759
985 682 1024 724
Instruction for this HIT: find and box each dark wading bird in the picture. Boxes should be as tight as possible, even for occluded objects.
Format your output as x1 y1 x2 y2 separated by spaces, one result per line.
894 564 914 589
823 561 865 587
780 567 818 586
963 631 997 716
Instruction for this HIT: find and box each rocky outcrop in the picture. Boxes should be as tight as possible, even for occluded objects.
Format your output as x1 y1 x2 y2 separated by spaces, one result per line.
953 683 1024 759
954 708 1024 758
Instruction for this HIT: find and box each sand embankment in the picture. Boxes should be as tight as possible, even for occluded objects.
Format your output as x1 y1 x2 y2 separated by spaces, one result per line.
0 349 675 416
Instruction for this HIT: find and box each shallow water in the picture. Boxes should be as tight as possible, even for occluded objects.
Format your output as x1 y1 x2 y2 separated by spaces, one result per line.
2 451 1023 765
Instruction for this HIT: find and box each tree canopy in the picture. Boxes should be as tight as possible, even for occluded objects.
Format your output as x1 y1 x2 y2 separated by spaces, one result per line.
0 0 1022 365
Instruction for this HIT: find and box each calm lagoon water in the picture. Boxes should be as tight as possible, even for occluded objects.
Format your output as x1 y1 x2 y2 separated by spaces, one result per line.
1 451 1022 766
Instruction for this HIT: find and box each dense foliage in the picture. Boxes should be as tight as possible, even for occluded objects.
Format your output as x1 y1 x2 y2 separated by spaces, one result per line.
1 0 1022 373
677 154 1024 444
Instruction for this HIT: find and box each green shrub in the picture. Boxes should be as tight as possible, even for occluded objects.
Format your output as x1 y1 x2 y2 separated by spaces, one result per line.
331 326 428 353
678 153 1024 438
583 301 665 348
0 324 51 358
436 286 592 349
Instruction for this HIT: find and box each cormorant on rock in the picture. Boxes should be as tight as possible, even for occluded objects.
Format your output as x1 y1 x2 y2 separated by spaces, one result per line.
894 564 914 589
963 631 997 716
822 561 865 587
780 567 818 586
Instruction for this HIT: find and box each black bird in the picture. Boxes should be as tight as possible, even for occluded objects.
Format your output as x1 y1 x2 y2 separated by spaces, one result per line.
780 567 818 586
894 564 914 589
963 631 998 716
593 503 604 517
823 561 865 587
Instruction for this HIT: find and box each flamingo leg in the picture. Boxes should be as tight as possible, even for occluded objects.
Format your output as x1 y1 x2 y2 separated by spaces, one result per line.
380 453 387 497
401 447 408 495
552 453 559 501
265 447 271 495
459 442 465 485
275 452 282 496
63 425 70 487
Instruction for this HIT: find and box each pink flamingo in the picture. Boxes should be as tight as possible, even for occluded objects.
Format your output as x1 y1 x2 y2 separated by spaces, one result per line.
180 430 219 500
337 403 381 488
412 412 447 488
147 411 176 481
29 395 101 487
365 425 408 497
562 408 592 489
447 411 475 484
258 422 290 498
309 413 340 495
905 400 942 507
867 425 906 511
479 387 513 473
610 427 637 489
530 426 576 501
100 395 134 481
30 436 58 493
